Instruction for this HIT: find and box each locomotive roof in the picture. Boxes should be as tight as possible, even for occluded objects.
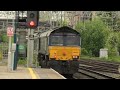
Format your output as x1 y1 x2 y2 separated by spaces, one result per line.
39 26 80 37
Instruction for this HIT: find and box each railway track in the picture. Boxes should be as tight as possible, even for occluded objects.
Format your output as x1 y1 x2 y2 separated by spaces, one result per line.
76 67 116 79
73 67 120 79
73 59 120 79
79 59 120 74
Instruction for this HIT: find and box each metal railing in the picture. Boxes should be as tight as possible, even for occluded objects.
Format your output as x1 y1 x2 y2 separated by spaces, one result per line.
0 42 8 62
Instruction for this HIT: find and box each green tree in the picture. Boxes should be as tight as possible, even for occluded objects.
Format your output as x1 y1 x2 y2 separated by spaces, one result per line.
57 20 68 26
75 17 110 57
105 32 119 56
1 33 14 43
97 11 120 31
115 32 120 55
1 33 8 42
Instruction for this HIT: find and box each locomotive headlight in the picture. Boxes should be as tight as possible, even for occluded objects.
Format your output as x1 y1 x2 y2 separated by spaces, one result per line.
73 56 78 58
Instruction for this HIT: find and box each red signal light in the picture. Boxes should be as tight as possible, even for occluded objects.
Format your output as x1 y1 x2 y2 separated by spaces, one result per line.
27 11 39 28
29 21 35 26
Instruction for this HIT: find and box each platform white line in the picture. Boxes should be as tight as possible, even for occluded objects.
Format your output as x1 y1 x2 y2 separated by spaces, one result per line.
50 68 66 79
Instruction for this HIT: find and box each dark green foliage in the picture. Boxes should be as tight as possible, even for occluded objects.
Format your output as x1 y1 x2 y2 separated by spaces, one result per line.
81 48 88 56
105 32 119 56
1 33 8 42
1 33 14 43
75 17 109 57
117 32 120 55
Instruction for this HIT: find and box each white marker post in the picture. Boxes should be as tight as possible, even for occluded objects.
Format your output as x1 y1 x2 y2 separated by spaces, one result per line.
11 43 16 71
7 26 14 71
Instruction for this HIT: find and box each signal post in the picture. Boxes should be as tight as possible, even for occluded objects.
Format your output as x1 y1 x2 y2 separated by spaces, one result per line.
26 11 39 67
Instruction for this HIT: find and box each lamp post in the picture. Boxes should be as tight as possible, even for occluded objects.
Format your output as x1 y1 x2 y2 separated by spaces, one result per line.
13 11 19 70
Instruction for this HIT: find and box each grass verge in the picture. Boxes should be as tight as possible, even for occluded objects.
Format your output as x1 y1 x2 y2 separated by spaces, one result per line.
80 55 120 63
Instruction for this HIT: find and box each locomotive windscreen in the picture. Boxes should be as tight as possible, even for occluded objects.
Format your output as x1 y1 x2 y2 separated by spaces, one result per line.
49 32 80 46
50 35 63 46
65 35 80 46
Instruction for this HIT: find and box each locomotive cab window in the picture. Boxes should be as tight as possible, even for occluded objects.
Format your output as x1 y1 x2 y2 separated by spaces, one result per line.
49 32 80 46
65 35 80 46
50 35 63 46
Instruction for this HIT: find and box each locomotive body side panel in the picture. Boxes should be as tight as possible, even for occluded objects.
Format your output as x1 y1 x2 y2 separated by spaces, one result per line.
39 36 47 54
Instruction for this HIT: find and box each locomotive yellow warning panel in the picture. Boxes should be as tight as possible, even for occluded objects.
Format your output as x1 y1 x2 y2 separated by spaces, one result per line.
49 46 80 60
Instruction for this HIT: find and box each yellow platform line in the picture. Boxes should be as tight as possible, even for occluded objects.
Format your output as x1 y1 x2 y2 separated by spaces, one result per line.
28 68 38 79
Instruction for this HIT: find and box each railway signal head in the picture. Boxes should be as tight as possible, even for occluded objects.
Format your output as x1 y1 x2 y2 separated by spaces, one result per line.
27 11 39 29
29 21 35 26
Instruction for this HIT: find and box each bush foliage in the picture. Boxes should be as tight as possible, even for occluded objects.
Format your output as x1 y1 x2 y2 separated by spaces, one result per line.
75 18 110 57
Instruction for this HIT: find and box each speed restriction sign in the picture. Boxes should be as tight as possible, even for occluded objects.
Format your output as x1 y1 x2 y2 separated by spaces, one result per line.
7 27 14 37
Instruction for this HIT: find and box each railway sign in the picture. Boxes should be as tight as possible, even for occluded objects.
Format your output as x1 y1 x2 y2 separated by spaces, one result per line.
18 45 25 50
7 27 14 37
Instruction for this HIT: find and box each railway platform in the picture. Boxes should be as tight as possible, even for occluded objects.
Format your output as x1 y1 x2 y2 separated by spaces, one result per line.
0 66 66 79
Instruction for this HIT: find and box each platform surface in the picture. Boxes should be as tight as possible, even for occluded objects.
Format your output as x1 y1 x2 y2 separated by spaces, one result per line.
34 68 66 79
0 66 66 79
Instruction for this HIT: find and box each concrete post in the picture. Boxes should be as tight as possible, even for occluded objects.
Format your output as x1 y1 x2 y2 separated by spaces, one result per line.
27 29 34 67
8 37 12 71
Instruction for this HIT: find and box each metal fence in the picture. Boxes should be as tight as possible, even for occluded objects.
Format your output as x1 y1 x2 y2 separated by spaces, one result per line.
0 42 8 62
0 20 10 62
